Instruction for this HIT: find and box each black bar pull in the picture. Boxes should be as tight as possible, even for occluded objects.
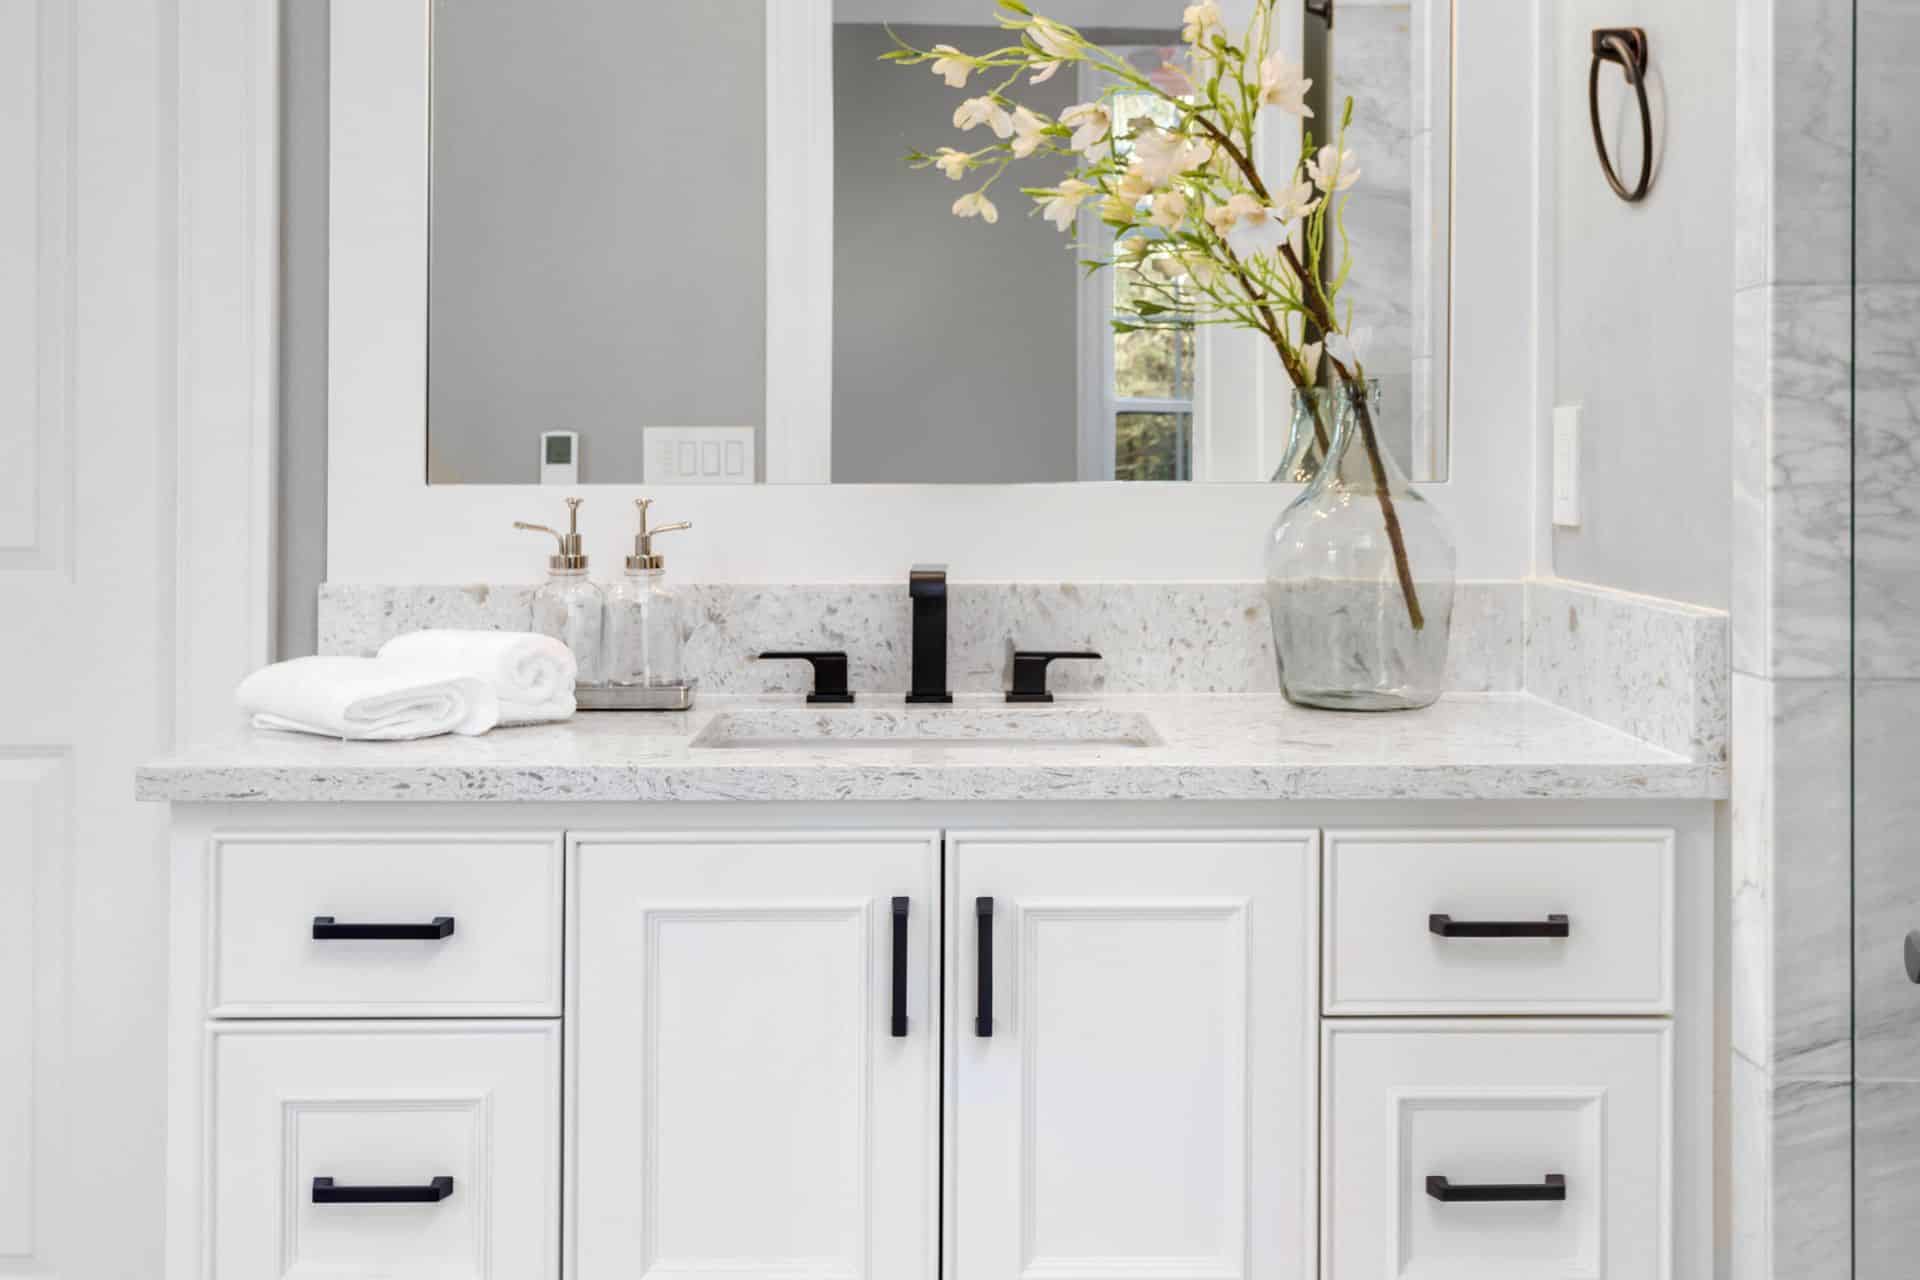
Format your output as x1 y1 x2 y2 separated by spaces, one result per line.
312 1175 455 1204
1426 1174 1566 1203
312 916 456 941
891 897 910 1037
1429 913 1570 939
975 896 994 1037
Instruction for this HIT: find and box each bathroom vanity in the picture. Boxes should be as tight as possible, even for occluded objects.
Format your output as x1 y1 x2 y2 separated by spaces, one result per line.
143 689 1720 1278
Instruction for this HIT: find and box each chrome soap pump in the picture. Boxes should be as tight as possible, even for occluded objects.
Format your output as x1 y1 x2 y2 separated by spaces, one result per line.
604 498 691 695
514 497 606 687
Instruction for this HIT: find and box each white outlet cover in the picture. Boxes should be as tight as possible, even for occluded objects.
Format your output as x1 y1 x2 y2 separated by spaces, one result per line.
643 426 756 485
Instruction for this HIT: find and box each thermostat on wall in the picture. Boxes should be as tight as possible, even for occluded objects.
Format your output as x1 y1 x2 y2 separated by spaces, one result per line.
540 431 579 485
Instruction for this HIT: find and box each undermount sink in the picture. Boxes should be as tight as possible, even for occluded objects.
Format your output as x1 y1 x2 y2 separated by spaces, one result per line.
689 706 1161 750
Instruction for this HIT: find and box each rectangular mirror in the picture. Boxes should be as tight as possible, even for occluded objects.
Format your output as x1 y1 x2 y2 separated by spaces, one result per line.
424 0 1451 485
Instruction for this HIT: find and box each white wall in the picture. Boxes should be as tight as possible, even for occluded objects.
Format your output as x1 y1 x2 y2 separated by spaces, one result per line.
1545 0 1735 608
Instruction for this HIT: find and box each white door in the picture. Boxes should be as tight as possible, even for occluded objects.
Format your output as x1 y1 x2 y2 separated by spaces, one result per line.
210 1021 562 1279
568 832 940 1280
4 2 272 1275
946 830 1320 1280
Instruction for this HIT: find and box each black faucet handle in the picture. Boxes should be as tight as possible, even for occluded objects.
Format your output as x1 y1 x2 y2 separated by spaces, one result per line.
757 651 855 704
1007 651 1103 703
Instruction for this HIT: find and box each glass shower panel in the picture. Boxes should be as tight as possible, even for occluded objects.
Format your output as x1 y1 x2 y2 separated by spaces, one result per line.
1853 1 1920 1274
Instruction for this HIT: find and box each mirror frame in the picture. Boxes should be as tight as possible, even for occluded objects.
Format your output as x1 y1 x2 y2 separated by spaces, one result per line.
327 0 1539 584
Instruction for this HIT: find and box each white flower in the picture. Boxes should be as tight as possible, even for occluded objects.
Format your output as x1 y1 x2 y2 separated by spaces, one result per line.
932 147 971 181
929 45 971 89
1115 161 1155 202
1297 340 1323 383
1100 193 1137 224
1060 102 1112 159
1148 189 1189 229
1009 106 1048 158
1182 1 1225 46
1116 235 1154 265
1307 144 1360 192
1209 192 1285 258
1039 178 1095 231
1273 176 1320 222
1258 55 1313 116
1326 325 1373 368
1028 20 1075 81
952 190 999 224
954 96 1014 139
1131 126 1199 186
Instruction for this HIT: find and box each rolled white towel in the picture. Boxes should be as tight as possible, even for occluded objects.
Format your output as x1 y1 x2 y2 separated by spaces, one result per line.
377 629 578 726
236 656 500 740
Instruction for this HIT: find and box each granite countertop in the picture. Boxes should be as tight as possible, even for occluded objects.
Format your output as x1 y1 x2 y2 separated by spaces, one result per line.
136 692 1726 804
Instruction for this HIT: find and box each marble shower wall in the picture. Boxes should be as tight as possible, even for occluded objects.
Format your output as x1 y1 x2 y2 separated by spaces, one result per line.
1732 0 1920 1274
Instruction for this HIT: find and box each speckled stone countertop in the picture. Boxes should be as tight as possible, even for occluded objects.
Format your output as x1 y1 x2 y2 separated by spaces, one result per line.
136 692 1725 804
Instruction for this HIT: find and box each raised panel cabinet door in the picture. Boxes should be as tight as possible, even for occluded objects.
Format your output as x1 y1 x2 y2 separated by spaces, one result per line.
210 1021 562 1280
946 830 1320 1280
568 832 940 1280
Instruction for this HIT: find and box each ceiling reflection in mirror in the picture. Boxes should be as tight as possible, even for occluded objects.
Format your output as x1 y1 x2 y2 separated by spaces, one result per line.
424 0 1450 485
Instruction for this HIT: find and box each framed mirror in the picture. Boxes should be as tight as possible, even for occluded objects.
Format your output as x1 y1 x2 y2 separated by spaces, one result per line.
419 0 1452 486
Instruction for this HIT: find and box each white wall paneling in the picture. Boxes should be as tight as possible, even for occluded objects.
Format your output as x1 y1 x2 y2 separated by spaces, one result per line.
326 0 1544 584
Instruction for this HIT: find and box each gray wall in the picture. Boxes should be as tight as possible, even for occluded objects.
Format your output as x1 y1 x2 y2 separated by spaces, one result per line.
831 23 1082 484
425 0 767 485
277 0 328 658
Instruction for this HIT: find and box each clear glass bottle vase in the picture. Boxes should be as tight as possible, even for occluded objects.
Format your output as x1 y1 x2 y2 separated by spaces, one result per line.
1265 378 1456 710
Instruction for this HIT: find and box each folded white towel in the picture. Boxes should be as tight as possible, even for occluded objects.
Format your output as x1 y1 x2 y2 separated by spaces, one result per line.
236 656 500 740
377 629 578 725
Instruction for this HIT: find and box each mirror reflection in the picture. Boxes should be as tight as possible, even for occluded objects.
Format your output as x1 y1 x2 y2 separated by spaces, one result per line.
425 0 1449 485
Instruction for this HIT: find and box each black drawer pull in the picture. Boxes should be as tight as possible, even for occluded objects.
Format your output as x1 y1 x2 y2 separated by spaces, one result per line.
312 916 456 941
1429 913 1569 939
1426 1174 1566 1203
975 896 994 1037
312 1175 455 1204
891 897 910 1037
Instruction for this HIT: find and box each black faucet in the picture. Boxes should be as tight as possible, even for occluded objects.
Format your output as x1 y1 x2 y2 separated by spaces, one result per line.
907 565 952 704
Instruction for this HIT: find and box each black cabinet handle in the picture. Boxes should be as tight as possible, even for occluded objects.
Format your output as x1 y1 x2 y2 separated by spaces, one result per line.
1428 913 1570 939
891 897 910 1037
1426 1174 1566 1203
757 651 854 704
1007 650 1103 703
975 896 994 1037
312 1175 455 1204
312 916 455 941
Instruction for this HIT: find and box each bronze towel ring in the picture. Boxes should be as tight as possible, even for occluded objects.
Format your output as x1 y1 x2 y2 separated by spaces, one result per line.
1589 27 1653 203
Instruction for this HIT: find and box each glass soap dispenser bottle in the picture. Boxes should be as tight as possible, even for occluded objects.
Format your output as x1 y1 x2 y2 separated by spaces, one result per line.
605 498 691 690
514 496 606 687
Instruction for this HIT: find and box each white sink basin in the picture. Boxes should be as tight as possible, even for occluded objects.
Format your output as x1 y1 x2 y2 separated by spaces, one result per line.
689 706 1161 750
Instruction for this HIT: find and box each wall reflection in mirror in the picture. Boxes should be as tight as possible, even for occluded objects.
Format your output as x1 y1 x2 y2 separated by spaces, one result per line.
425 0 1451 485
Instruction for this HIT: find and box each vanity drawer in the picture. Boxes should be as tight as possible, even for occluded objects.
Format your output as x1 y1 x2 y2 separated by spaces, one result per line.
1322 828 1674 1015
210 1021 560 1280
1322 1020 1671 1280
208 832 563 1016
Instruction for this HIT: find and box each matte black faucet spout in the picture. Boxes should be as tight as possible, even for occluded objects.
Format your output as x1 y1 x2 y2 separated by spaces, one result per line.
907 565 952 704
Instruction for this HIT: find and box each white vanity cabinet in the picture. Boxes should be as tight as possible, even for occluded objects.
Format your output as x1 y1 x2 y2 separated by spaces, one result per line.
163 807 1710 1280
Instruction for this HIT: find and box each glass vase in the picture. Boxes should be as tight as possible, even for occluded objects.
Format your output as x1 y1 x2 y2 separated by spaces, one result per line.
1265 378 1456 710
1271 384 1341 483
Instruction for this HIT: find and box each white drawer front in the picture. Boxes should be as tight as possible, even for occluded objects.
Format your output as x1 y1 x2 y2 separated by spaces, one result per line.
1323 829 1675 1015
1322 1021 1671 1280
210 1021 561 1280
209 832 563 1016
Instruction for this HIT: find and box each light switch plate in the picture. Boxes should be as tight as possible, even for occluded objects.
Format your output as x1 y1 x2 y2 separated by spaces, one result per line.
643 427 756 485
1552 405 1581 527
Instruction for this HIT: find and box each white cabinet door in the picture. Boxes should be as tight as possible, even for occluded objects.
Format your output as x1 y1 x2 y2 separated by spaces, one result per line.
569 832 939 1280
210 1021 561 1279
946 830 1319 1280
1322 1020 1672 1280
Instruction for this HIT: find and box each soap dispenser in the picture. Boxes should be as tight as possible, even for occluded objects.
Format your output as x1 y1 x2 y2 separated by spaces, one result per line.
605 498 691 695
514 497 606 687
